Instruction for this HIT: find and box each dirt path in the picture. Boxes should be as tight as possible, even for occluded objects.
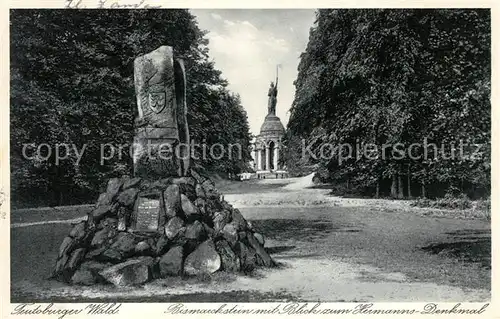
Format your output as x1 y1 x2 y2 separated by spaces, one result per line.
223 176 489 301
10 176 490 302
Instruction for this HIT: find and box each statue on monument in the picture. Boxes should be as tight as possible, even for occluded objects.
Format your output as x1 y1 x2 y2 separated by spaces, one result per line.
267 65 280 115
267 81 277 115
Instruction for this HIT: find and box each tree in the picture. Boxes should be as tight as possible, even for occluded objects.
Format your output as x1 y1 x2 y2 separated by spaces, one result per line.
10 10 252 207
285 9 490 199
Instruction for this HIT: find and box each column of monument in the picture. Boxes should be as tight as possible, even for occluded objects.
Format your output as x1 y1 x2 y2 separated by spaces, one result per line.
254 148 260 170
273 145 279 170
265 145 270 171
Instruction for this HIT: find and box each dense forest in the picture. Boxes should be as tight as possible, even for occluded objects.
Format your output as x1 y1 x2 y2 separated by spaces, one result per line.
285 9 490 199
10 10 252 208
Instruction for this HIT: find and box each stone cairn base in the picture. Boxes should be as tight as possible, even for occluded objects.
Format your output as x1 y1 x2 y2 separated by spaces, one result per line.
52 169 275 286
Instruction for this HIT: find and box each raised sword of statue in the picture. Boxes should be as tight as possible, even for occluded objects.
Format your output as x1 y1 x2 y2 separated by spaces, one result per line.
268 64 281 115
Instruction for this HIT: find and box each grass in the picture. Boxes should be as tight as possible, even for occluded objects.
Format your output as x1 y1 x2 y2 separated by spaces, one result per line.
11 206 92 224
243 206 491 291
214 179 289 195
410 195 490 220
411 194 472 210
10 178 491 301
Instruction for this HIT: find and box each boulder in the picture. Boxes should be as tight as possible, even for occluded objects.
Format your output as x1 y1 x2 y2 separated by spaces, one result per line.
221 223 238 246
99 257 155 286
91 228 115 248
213 210 231 233
99 217 118 229
164 217 185 240
231 209 247 231
215 240 240 272
247 233 273 267
207 198 223 213
135 241 152 255
155 235 170 255
117 207 128 231
99 248 123 263
235 241 257 272
194 198 207 216
185 220 206 241
173 227 187 246
238 231 247 241
106 177 123 200
123 177 142 190
159 246 184 276
71 268 96 285
147 238 156 249
222 201 233 211
92 205 112 222
184 240 221 276
53 254 70 276
116 188 139 207
96 178 123 206
190 169 208 184
202 222 215 238
71 262 111 284
181 194 200 220
195 184 206 198
173 177 197 200
138 180 151 191
110 232 136 257
85 246 107 259
97 192 112 207
172 177 196 187
80 260 111 275
58 236 75 258
253 232 265 246
67 248 86 271
69 222 86 240
163 184 181 218
151 178 172 189
201 179 219 199
247 220 255 231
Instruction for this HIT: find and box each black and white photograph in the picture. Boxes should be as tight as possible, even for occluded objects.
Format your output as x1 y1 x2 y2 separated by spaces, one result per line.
7 6 492 308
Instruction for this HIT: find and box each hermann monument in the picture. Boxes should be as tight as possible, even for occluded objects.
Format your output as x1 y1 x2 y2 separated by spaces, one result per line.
252 67 286 176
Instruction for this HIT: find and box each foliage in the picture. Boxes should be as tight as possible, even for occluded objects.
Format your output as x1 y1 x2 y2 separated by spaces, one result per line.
285 9 490 199
10 9 252 207
411 194 472 210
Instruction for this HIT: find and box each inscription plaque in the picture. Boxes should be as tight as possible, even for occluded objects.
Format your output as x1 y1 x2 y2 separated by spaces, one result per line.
133 195 161 232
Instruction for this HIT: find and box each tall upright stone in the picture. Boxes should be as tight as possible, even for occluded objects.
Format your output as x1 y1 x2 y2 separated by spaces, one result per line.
133 46 190 178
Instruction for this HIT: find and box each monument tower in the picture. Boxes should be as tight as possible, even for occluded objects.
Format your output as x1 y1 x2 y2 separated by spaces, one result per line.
253 66 286 175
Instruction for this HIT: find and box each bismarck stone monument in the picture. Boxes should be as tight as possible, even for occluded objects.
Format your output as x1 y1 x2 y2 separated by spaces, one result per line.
52 46 275 286
133 45 190 178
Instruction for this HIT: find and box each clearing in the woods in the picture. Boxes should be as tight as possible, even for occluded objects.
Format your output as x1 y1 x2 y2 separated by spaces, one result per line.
11 175 490 302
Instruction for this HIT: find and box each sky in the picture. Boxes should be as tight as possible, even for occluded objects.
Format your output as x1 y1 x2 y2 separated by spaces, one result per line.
190 9 316 136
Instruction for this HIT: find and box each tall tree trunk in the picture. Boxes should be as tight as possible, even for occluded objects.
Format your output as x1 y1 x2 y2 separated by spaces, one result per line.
407 164 412 198
421 182 426 198
391 174 397 198
397 173 404 199
375 177 380 198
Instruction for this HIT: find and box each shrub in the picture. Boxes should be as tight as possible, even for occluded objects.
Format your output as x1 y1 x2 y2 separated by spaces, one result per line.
411 193 473 210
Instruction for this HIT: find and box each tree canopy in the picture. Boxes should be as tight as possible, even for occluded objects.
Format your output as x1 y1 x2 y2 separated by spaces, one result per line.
285 9 490 199
10 9 252 207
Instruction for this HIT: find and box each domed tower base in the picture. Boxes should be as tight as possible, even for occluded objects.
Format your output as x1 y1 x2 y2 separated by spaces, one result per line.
252 113 288 178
